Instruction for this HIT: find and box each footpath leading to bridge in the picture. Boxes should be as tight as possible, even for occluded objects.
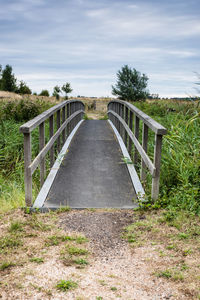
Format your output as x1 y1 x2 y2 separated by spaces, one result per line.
44 120 137 208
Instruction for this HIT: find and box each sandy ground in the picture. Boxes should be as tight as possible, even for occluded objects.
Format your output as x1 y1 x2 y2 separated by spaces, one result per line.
0 210 195 300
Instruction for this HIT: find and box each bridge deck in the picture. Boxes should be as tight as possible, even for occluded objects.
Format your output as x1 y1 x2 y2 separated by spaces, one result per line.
44 120 137 208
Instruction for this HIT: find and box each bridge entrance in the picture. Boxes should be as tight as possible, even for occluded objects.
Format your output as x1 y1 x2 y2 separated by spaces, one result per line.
20 99 167 209
44 120 137 208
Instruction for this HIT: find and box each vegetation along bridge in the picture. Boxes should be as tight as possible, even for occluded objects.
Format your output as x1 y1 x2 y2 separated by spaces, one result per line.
20 100 167 209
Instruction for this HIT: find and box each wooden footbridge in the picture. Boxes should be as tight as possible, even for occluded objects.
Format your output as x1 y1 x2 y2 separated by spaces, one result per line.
20 100 167 209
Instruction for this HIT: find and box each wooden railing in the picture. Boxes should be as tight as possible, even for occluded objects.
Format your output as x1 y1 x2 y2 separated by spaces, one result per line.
107 100 167 200
20 100 85 206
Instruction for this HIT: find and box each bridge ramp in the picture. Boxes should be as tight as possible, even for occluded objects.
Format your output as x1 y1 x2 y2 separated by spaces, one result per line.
44 120 137 208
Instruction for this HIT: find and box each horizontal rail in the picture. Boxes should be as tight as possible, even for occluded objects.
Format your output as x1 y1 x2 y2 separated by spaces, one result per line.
108 100 167 135
108 110 156 176
20 99 84 133
29 110 83 175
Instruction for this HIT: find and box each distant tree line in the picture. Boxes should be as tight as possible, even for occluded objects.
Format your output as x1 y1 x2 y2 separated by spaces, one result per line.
0 64 73 98
0 64 32 95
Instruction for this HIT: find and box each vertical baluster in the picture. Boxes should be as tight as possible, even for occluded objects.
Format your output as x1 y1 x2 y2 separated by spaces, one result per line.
62 106 66 145
128 110 133 158
49 115 54 167
124 106 129 147
39 122 45 187
134 115 140 166
140 123 148 182
151 134 163 200
119 103 123 137
24 133 32 206
57 110 61 153
67 103 70 136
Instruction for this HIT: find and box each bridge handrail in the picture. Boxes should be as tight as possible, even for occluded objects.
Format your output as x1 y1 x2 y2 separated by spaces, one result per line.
20 99 84 133
108 100 167 135
20 99 85 206
107 100 167 200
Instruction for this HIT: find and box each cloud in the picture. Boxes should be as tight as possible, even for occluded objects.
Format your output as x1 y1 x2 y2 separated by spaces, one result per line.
0 0 199 97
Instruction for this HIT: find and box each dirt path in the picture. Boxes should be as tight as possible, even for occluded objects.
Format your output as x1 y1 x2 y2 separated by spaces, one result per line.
0 209 198 299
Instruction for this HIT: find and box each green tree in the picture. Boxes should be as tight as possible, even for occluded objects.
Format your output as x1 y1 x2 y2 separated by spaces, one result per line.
112 65 149 101
0 64 17 92
39 90 49 97
53 85 61 100
61 82 73 99
16 80 32 94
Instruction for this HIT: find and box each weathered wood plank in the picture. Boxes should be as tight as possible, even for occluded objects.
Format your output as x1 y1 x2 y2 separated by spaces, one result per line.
128 110 133 157
151 134 163 200
49 115 54 168
39 122 45 187
57 110 61 152
24 133 32 206
140 123 148 182
124 106 129 147
134 115 140 165
62 106 66 145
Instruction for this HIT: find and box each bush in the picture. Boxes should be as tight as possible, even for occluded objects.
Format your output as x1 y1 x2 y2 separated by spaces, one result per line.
39 90 49 97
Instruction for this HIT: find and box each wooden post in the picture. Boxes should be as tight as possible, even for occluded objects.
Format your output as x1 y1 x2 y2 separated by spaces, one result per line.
39 122 45 187
62 106 66 144
49 115 54 167
119 103 123 137
124 106 129 147
24 133 32 206
140 123 148 182
128 110 133 158
67 103 70 136
117 103 120 132
57 110 61 153
134 115 140 165
151 134 163 200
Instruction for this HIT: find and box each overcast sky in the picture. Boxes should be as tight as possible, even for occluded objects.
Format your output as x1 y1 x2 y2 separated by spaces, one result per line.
0 0 200 97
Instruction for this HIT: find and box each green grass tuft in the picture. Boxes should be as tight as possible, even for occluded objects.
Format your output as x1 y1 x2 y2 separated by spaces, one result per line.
56 279 78 291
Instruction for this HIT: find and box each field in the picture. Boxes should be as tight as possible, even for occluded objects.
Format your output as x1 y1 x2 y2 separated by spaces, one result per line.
0 93 200 299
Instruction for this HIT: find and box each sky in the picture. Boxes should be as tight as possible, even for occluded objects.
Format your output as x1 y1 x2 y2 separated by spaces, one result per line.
0 0 200 98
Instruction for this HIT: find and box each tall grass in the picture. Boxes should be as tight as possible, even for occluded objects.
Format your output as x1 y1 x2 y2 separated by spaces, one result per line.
0 98 199 214
135 100 200 214
0 98 56 212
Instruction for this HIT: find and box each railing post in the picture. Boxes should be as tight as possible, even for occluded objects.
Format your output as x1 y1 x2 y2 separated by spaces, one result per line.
124 106 129 147
39 122 45 187
24 133 32 206
134 115 140 165
140 123 148 182
49 115 54 167
151 134 163 200
116 103 120 132
128 110 133 158
57 110 61 153
67 103 70 136
62 106 66 144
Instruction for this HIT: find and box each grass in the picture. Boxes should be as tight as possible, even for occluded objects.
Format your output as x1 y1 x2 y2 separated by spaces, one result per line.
134 100 200 214
0 261 15 271
65 245 88 256
123 209 200 297
56 279 78 291
0 97 199 214
29 257 44 264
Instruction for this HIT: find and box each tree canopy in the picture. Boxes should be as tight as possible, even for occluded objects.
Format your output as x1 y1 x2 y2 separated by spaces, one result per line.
0 64 17 92
112 65 149 101
61 82 73 99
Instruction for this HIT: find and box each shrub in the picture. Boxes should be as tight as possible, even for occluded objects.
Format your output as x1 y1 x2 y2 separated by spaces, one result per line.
39 90 49 97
